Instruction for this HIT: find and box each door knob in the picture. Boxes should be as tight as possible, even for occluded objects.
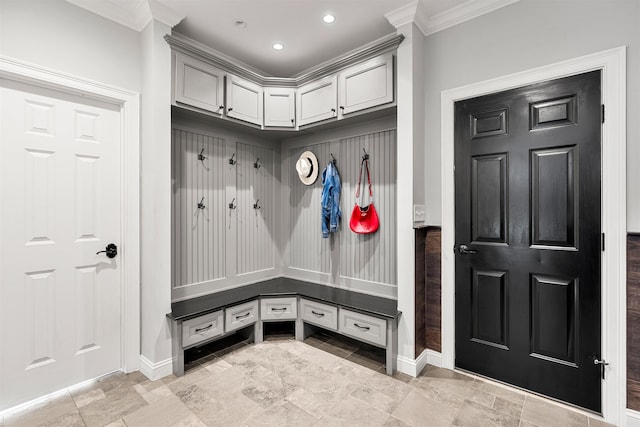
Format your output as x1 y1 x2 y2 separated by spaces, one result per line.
594 358 609 379
458 244 478 255
96 243 118 258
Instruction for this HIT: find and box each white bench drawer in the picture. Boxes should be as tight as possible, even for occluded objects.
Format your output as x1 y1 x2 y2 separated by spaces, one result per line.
182 310 224 348
338 309 387 347
261 297 297 320
300 299 338 331
225 300 258 333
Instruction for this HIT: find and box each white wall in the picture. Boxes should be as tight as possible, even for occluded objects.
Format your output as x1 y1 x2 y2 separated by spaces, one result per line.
422 0 640 232
140 19 173 371
0 0 141 93
395 22 426 370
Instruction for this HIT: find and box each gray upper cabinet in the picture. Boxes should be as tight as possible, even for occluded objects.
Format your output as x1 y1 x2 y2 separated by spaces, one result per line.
264 87 296 128
174 52 225 115
296 76 338 126
338 54 394 118
170 34 398 130
226 75 264 126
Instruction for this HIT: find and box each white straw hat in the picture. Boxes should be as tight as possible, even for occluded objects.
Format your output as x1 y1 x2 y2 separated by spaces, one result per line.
295 150 319 185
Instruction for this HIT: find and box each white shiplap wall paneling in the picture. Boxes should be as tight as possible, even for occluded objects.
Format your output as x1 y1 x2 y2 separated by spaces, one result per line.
236 141 276 275
225 140 238 281
287 129 397 298
172 124 280 301
339 130 397 288
172 129 227 289
289 142 334 275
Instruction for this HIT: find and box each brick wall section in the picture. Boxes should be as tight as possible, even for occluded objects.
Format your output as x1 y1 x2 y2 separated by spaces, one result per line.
414 228 427 358
628 234 640 411
425 228 442 353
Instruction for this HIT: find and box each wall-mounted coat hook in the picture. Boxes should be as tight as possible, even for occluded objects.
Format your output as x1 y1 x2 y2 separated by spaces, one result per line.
253 157 261 169
197 197 206 209
229 153 236 165
198 148 207 162
228 198 236 209
253 199 261 210
330 153 336 165
362 148 369 161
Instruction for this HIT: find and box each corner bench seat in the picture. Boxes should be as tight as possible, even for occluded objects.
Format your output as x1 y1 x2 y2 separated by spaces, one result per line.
167 277 401 376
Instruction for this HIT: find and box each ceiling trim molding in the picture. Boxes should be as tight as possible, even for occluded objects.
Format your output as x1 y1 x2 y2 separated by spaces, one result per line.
165 32 405 87
64 0 184 32
148 0 185 29
384 1 419 29
166 33 281 85
419 0 520 36
294 33 404 86
385 0 519 37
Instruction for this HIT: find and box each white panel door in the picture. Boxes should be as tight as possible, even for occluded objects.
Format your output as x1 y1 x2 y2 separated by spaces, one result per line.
0 81 122 410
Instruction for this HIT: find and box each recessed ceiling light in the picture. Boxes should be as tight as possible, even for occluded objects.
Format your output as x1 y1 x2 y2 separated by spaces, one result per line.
323 14 335 24
273 43 284 51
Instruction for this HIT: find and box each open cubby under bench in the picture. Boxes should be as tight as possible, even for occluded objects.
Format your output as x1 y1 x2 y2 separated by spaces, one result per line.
167 277 401 376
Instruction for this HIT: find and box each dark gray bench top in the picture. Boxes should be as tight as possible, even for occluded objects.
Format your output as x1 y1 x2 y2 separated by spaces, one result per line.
168 277 401 322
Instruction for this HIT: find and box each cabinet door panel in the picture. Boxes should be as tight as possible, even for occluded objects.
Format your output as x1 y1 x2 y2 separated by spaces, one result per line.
264 87 295 128
174 53 225 114
296 76 337 126
338 54 393 116
226 75 263 126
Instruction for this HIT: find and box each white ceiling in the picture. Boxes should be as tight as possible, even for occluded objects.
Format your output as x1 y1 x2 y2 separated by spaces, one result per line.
66 0 518 77
164 0 462 77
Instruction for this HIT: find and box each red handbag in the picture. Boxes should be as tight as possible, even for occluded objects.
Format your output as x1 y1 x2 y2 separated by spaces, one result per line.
350 156 380 234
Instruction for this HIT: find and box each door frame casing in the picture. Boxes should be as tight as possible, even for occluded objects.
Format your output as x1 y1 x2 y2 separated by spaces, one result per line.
440 47 626 424
0 56 141 374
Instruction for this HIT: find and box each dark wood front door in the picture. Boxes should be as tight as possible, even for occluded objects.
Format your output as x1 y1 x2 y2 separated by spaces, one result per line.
454 71 602 411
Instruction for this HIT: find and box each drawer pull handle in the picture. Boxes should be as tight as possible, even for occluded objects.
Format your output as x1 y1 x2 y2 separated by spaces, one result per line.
311 310 325 317
235 312 251 320
271 307 287 312
354 323 370 331
195 324 213 333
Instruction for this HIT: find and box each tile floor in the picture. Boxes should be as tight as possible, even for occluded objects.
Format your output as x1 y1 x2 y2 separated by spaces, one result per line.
0 325 615 427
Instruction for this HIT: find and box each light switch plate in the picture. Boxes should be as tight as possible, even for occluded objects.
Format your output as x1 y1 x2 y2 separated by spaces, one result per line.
413 204 426 223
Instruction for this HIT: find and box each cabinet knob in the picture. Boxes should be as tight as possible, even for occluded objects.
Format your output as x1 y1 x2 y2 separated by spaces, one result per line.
218 105 224 111
340 106 345 111
291 119 294 124
331 108 336 113
228 107 233 112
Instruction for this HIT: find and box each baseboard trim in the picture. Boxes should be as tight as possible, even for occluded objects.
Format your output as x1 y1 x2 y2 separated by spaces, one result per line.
396 349 435 377
628 409 640 427
139 355 172 381
426 349 442 368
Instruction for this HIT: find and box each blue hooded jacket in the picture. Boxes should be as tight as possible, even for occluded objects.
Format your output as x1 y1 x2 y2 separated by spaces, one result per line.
321 162 341 238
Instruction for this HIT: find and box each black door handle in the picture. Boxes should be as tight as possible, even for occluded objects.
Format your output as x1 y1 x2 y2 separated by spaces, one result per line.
97 243 118 258
458 244 478 255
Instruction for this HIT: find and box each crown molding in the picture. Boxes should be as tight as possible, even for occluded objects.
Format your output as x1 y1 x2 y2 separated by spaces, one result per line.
148 0 185 29
385 1 419 29
293 33 404 86
385 0 519 36
165 33 281 85
419 0 520 36
65 0 184 32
